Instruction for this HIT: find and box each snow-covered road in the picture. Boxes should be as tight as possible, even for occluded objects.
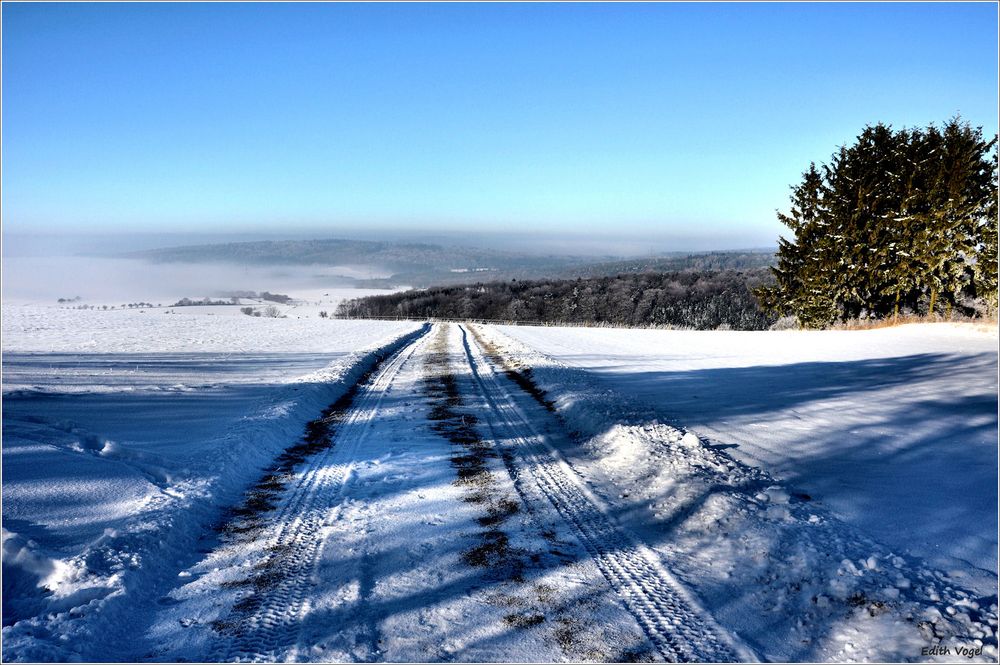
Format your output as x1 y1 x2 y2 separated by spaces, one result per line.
146 324 746 662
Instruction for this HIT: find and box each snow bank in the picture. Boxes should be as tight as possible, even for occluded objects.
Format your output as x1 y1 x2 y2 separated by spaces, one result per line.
496 323 998 586
474 324 998 663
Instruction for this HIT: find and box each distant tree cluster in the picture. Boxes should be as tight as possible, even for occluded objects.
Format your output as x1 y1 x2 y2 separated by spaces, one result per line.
170 294 291 308
241 305 282 318
63 302 157 310
259 291 292 304
171 297 234 307
757 117 998 327
337 270 777 330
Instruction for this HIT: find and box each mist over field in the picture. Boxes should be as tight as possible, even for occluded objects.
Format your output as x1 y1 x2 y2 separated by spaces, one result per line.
1 230 777 306
3 228 772 259
0 256 394 305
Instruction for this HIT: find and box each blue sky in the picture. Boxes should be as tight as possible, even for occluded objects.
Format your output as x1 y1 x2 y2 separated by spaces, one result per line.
2 2 997 248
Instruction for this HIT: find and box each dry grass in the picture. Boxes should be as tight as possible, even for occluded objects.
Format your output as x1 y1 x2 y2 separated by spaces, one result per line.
829 314 997 331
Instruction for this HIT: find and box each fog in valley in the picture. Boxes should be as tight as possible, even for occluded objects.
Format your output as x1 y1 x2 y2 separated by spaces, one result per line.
1 255 396 305
2 229 776 306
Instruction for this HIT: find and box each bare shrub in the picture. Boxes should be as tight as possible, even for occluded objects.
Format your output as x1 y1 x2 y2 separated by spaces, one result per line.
770 315 799 331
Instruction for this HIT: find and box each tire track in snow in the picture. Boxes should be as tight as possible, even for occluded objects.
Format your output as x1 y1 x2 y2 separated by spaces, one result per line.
209 328 430 662
460 324 755 663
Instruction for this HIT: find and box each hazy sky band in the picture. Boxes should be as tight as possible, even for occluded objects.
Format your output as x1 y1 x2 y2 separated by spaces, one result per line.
2 2 997 243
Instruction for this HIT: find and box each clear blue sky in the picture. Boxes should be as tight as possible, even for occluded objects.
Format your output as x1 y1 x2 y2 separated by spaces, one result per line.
2 2 997 247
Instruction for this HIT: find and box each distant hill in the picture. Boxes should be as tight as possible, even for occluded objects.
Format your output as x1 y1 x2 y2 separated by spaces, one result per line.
126 238 590 285
364 249 776 288
126 238 775 288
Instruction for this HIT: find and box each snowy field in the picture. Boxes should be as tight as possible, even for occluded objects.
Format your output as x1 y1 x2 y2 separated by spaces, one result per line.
498 323 999 594
3 288 997 661
2 299 401 355
2 302 420 660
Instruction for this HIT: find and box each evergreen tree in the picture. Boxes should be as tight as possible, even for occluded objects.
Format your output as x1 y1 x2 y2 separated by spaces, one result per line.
759 117 998 327
758 163 840 327
975 148 999 314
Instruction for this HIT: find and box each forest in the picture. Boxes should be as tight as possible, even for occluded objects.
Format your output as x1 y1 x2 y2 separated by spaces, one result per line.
336 269 777 330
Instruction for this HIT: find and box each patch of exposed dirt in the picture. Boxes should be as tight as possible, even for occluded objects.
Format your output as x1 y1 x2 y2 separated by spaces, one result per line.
504 612 546 629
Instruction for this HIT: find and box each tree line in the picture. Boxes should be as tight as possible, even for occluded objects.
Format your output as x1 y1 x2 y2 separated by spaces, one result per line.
757 117 998 327
556 251 776 279
337 270 777 330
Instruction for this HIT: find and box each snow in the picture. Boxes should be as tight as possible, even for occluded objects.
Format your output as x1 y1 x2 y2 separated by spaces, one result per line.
1 301 400 355
496 323 999 593
2 302 421 661
3 297 996 662
475 323 998 662
145 325 655 663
